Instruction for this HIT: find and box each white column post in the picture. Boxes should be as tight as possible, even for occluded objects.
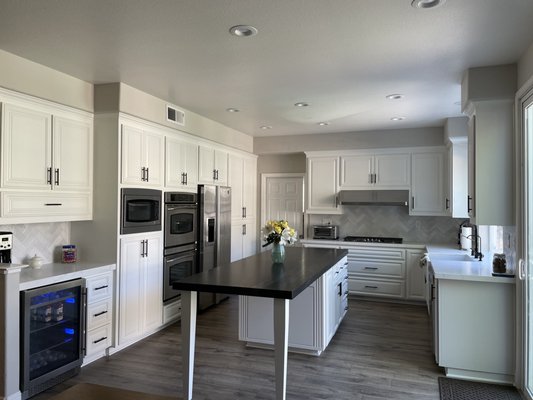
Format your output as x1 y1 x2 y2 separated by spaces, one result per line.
181 290 197 400
273 298 289 400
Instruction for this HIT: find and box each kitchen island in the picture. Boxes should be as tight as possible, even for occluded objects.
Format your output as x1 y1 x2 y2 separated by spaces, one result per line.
173 246 348 400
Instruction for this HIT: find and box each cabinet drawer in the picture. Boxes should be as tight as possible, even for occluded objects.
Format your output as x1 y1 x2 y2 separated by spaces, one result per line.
349 277 405 298
349 260 404 278
1 191 92 221
87 298 113 329
347 247 405 260
86 324 112 356
86 273 113 303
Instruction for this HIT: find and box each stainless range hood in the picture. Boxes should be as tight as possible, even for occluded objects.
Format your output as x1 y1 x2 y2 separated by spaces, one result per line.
338 190 409 206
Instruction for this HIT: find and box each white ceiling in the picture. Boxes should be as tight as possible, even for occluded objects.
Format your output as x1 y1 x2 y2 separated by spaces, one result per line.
1 0 533 137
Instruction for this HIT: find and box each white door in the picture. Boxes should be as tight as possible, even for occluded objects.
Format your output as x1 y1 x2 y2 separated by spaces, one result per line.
261 174 304 241
522 91 533 399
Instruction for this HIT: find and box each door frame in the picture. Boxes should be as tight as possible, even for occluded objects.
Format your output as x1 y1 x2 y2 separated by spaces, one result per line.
260 173 305 248
516 77 533 398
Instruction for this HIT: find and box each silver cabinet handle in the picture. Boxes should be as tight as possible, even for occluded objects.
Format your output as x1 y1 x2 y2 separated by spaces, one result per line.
181 172 185 185
45 203 62 206
242 224 246 235
364 267 378 270
213 169 217 180
467 195 473 213
94 285 109 291
412 196 415 209
519 259 526 280
145 167 149 182
445 198 450 210
141 167 146 181
364 285 378 289
93 337 108 344
184 172 187 185
54 168 60 185
47 167 52 184
93 310 108 317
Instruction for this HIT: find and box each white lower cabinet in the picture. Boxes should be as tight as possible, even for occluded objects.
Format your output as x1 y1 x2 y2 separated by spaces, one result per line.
84 271 114 364
238 256 347 355
406 249 425 300
231 221 257 262
347 247 406 299
436 277 515 383
119 232 163 346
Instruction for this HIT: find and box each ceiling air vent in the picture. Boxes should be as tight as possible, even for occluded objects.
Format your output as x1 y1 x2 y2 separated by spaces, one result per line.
166 104 185 126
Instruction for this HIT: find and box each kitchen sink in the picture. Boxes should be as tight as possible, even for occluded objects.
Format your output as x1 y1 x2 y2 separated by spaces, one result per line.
429 253 474 262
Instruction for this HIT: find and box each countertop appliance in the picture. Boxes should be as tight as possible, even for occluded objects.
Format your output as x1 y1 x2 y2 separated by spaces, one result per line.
313 225 339 240
0 231 12 263
343 236 403 244
197 185 231 311
163 192 198 303
121 188 162 235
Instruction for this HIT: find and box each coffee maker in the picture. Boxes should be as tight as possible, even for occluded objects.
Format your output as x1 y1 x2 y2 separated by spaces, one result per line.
0 232 13 263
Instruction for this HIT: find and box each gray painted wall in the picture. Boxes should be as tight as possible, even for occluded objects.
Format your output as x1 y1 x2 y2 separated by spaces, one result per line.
519 40 533 89
254 127 444 154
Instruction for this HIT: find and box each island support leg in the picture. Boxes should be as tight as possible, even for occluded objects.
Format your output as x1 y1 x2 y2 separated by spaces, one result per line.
273 298 289 400
181 291 197 400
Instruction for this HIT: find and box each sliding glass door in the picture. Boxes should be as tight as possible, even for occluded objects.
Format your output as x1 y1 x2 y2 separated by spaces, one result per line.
523 91 533 399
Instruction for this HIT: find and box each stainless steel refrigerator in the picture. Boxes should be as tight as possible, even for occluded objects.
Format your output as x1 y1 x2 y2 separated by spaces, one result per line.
197 185 231 310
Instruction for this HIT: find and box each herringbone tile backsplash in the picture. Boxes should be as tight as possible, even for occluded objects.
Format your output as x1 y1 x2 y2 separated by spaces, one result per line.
308 206 464 244
0 222 70 264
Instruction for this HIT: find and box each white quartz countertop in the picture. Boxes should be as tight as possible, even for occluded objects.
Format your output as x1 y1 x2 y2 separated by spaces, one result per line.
19 261 116 290
299 238 426 249
426 246 515 284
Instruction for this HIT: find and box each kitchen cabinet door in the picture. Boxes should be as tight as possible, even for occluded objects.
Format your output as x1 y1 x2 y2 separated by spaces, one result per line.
53 115 93 192
165 136 198 190
231 221 257 262
410 150 447 216
339 154 373 188
406 249 425 301
374 153 410 187
119 232 163 346
229 154 257 221
121 124 163 187
1 103 52 190
199 145 228 185
306 156 341 214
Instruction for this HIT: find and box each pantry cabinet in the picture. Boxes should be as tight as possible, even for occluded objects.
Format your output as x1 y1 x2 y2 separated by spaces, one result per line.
198 145 228 185
118 232 163 346
165 136 198 190
339 152 410 189
410 149 447 216
228 153 257 221
305 155 341 214
121 124 164 187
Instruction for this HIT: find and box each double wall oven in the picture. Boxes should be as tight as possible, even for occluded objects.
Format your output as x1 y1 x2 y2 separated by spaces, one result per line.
163 192 198 303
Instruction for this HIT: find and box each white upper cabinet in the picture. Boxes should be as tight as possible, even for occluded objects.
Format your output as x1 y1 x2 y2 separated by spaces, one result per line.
446 138 468 218
340 152 410 189
1 103 93 192
53 116 93 192
228 153 257 220
306 155 341 214
121 123 164 187
165 136 198 190
198 145 228 185
410 149 447 216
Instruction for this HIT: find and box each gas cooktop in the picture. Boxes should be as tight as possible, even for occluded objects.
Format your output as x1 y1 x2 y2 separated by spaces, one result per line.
343 236 403 244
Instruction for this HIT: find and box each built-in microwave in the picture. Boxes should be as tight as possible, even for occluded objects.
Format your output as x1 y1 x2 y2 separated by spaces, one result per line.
121 188 162 234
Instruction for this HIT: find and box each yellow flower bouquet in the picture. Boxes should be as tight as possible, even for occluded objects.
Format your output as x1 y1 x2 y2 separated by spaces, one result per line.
262 220 298 247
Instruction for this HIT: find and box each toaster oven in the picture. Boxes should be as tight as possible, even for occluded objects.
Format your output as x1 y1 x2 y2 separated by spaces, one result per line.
313 225 339 240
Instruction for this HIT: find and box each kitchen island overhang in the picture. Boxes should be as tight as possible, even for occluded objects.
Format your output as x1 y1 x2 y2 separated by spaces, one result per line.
173 247 348 400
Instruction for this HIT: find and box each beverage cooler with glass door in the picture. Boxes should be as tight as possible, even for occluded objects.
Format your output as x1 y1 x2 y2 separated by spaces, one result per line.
20 278 86 399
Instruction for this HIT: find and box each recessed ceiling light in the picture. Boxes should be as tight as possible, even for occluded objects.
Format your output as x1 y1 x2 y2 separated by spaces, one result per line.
391 116 406 121
226 108 240 113
411 0 446 9
318 122 330 126
229 25 258 37
260 125 272 130
386 94 404 100
294 102 309 107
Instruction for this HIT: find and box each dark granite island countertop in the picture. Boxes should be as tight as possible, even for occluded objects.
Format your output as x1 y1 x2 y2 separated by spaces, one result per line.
172 247 348 299
174 246 348 400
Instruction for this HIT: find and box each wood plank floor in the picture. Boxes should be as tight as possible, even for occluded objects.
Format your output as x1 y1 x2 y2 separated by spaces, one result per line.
33 297 443 400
